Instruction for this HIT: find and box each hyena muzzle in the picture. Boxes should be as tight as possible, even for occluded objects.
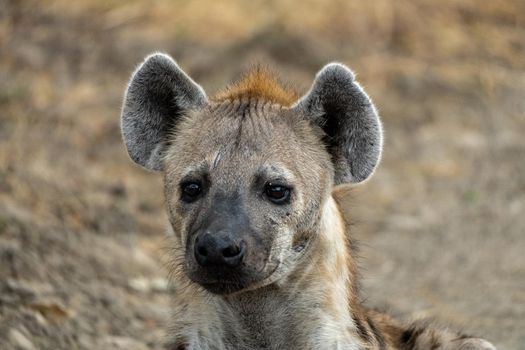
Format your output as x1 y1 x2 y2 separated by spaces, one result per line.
120 53 496 350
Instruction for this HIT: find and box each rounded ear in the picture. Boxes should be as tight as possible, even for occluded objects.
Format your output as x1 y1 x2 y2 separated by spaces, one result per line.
292 63 383 184
121 53 207 171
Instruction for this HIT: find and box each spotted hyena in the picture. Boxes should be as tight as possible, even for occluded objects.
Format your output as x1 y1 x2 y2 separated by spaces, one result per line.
120 53 496 350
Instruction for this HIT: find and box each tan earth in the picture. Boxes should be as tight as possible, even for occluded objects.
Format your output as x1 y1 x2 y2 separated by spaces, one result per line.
1 0 524 349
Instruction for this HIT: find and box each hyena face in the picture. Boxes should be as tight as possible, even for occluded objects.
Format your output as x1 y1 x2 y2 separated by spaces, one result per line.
121 54 382 294
163 102 333 294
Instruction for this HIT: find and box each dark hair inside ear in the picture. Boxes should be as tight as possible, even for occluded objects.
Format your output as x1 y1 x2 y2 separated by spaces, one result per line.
293 63 382 184
121 53 207 171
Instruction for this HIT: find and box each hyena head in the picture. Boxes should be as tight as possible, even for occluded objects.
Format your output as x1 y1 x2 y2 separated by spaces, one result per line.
121 53 382 295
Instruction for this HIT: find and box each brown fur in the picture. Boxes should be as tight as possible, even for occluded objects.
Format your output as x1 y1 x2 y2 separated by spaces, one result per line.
212 65 299 106
162 96 495 350
122 54 496 349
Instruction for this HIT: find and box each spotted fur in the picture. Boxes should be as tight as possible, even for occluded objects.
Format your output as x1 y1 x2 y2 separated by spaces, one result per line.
121 53 496 350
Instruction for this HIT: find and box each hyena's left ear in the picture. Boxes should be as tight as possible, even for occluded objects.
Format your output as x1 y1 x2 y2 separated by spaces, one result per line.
292 63 383 184
121 53 208 171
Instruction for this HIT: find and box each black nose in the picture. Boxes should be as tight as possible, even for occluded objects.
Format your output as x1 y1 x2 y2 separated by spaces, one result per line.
194 233 245 268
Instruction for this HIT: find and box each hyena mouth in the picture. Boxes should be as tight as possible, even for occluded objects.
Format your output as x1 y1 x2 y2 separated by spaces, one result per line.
189 259 281 295
184 266 246 293
199 281 247 295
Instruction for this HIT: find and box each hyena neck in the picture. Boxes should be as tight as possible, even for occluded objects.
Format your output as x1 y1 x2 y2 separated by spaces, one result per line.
238 196 364 349
281 194 365 348
172 196 366 350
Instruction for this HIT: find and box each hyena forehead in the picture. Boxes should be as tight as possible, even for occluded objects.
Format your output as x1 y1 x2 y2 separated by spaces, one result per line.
163 99 331 187
121 53 383 184
169 98 298 157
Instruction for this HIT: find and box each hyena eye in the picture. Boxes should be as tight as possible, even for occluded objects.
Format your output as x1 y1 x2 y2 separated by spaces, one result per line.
181 182 202 203
264 183 291 204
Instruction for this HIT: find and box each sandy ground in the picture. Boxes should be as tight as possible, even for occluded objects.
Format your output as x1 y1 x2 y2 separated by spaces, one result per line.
1 0 524 349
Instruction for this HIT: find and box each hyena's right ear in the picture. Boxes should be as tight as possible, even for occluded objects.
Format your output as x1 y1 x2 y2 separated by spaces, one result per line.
292 63 383 185
121 53 207 171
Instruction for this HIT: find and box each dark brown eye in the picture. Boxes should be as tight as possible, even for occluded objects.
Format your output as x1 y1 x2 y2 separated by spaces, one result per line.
181 182 202 203
265 183 291 204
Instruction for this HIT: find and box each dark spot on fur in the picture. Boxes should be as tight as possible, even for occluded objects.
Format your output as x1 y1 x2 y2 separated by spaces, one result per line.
400 326 424 348
353 315 371 343
430 338 441 349
400 329 412 343
367 317 386 349
167 340 187 350
454 334 473 340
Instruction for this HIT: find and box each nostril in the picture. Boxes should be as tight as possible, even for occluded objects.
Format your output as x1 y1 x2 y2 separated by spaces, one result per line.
221 245 241 258
194 235 210 266
195 234 245 268
197 246 208 257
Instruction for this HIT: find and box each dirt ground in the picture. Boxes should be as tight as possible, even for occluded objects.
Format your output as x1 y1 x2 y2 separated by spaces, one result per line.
1 0 524 349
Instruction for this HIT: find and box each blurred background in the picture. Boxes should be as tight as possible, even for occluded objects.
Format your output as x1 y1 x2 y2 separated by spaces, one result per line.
0 0 524 349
